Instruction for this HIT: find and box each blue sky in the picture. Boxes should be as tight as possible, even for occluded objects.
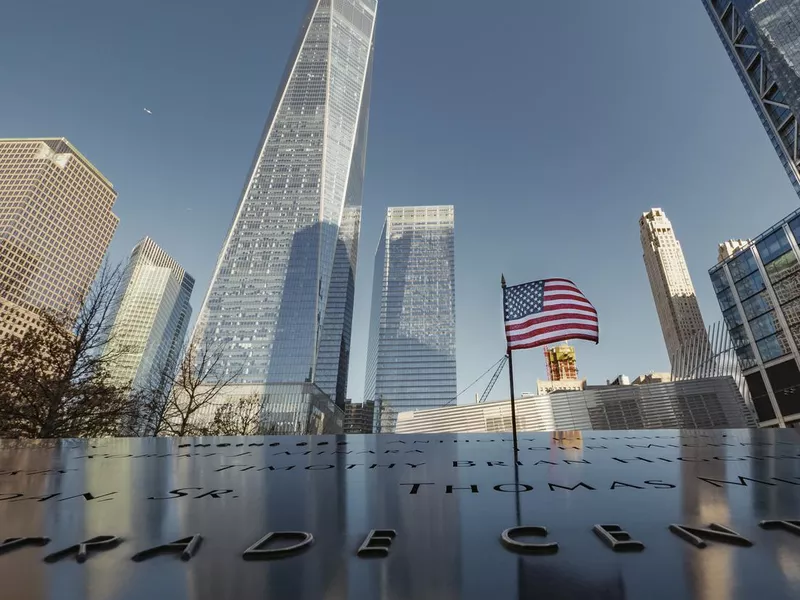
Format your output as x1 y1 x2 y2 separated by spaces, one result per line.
2 0 799 403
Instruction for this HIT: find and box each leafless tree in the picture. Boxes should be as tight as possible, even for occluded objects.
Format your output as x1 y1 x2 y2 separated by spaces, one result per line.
205 392 268 436
135 338 242 437
0 262 136 438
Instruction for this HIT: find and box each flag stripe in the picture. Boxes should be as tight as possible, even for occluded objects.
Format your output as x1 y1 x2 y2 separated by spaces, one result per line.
506 322 598 343
503 278 598 349
506 314 598 336
544 293 594 303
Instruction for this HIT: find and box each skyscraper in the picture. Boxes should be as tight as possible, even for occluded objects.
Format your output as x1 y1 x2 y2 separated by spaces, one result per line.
104 237 194 394
640 208 707 365
365 206 457 432
0 138 118 338
192 0 377 410
710 209 800 427
700 0 800 197
718 239 751 262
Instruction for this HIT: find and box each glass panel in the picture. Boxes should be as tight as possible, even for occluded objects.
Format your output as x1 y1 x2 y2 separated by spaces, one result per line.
756 332 792 362
729 324 750 349
741 290 774 319
734 269 765 300
728 249 758 281
736 344 758 370
774 270 800 304
789 216 800 245
710 267 729 293
717 287 736 312
723 305 743 329
757 229 792 264
749 310 781 340
765 249 799 284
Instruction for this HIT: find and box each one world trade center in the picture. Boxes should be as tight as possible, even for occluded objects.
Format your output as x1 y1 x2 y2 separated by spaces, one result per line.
192 0 376 430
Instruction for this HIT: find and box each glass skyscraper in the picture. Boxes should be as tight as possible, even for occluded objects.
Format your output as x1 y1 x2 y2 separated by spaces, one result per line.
365 206 457 432
701 0 800 197
710 209 800 427
192 0 377 411
105 237 194 394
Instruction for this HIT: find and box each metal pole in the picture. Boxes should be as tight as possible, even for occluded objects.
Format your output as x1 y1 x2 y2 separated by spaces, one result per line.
502 274 519 455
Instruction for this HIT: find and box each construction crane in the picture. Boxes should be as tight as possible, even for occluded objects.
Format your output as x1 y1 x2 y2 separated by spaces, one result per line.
478 355 508 403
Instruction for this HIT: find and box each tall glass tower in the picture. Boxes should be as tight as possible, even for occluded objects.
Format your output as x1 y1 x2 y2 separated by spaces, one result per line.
365 206 457 432
193 0 377 409
701 0 800 197
105 237 194 393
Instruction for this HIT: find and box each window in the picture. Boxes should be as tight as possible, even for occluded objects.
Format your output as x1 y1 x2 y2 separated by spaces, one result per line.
736 344 758 370
710 268 729 293
758 229 792 265
765 249 799 284
749 311 781 340
728 249 758 281
717 287 736 311
757 332 792 362
735 269 765 300
741 290 774 320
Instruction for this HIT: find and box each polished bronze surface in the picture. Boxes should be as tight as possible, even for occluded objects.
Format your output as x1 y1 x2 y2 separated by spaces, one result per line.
2 429 800 598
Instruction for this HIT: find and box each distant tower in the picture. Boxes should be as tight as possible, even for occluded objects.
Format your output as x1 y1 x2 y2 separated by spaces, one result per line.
0 138 118 337
544 344 578 380
105 237 194 394
718 239 751 263
365 206 456 432
640 208 706 365
191 0 378 412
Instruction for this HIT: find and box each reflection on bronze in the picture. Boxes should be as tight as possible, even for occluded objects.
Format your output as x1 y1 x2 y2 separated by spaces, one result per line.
668 524 753 548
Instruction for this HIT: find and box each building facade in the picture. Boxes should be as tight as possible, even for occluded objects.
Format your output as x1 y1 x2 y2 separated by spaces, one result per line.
0 138 118 337
365 206 457 432
544 343 578 380
191 0 377 413
701 0 800 198
640 208 707 365
104 237 194 394
343 399 374 433
710 209 800 426
719 239 751 262
395 377 755 434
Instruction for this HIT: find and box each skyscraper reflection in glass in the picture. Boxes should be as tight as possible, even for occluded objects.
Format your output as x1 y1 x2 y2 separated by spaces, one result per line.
701 0 800 197
192 0 377 410
365 206 457 432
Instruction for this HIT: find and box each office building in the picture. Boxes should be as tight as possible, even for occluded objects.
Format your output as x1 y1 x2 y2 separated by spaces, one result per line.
701 0 800 197
0 138 118 337
719 239 751 262
395 377 755 434
190 0 377 417
640 208 707 365
365 206 456 432
104 237 194 394
710 208 800 426
343 399 374 433
544 343 578 380
608 374 631 385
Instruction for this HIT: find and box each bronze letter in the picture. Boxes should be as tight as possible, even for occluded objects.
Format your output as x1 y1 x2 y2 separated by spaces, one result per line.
44 536 121 563
357 530 396 557
500 526 558 554
242 532 313 560
131 535 202 562
593 525 644 551
668 523 752 548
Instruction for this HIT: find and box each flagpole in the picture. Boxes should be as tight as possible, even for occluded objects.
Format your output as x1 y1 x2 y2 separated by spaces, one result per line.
501 275 519 455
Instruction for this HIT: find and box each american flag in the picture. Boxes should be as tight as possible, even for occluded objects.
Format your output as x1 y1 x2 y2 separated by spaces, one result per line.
503 278 598 350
